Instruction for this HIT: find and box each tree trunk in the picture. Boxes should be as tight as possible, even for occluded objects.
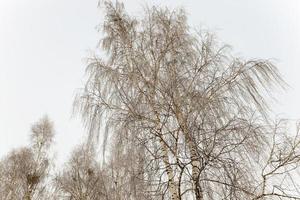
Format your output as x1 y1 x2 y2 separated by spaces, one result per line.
188 140 203 200
160 139 179 200
174 105 203 200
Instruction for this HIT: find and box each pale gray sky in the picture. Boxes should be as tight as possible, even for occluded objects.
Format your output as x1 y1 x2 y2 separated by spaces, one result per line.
1 0 300 164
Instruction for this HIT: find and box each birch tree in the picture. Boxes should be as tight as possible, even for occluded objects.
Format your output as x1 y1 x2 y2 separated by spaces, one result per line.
75 1 300 199
0 116 55 200
55 144 109 200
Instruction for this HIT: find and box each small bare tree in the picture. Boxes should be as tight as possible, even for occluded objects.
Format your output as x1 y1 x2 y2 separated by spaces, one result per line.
75 1 300 199
55 144 109 200
0 116 55 200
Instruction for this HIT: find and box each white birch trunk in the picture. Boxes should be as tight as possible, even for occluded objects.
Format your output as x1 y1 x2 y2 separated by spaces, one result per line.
159 139 179 200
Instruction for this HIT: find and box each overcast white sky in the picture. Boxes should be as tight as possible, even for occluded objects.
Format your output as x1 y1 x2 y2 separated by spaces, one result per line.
1 0 300 164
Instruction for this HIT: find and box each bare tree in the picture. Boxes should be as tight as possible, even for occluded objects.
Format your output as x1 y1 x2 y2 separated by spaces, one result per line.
0 116 55 200
74 1 300 199
54 143 109 200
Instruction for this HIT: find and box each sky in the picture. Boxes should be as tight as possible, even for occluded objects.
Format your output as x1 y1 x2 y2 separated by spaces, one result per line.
0 0 300 164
